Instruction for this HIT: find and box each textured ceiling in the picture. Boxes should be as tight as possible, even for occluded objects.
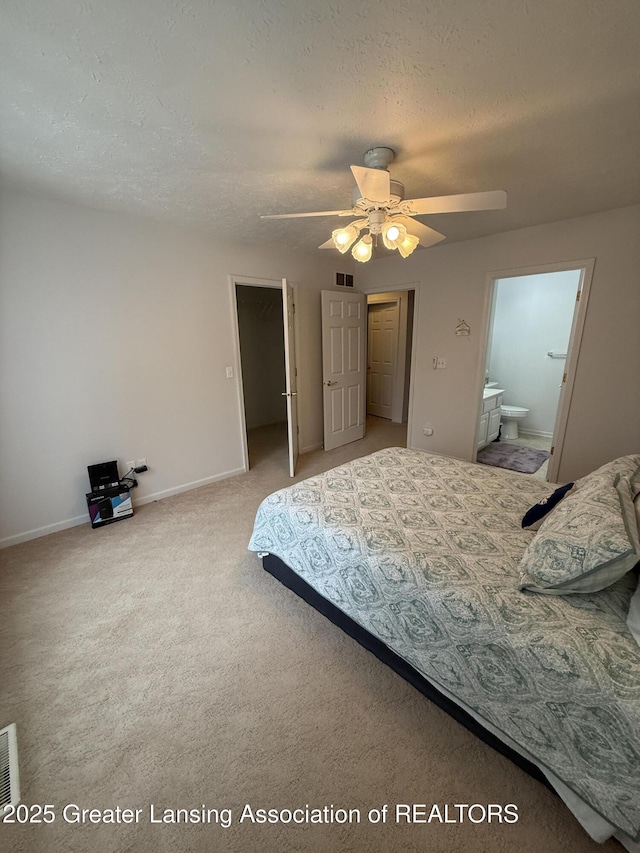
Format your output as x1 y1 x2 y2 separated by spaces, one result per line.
2 0 640 254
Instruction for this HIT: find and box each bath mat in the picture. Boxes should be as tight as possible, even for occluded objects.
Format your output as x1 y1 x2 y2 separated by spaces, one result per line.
477 442 549 474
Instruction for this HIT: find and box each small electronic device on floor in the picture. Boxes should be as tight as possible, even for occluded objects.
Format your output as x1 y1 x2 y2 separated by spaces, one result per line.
86 460 134 528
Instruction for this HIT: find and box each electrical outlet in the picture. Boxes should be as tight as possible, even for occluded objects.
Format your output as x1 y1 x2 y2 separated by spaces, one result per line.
136 458 147 469
126 460 135 472
436 358 446 369
423 424 433 436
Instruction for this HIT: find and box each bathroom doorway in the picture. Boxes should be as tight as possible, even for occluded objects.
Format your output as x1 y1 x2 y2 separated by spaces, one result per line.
476 260 593 482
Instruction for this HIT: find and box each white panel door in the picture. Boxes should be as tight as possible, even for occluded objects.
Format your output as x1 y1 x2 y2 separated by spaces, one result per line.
367 301 399 419
282 278 298 477
321 289 366 451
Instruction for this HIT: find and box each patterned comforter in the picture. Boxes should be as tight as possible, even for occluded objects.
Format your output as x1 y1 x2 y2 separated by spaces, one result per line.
248 448 640 841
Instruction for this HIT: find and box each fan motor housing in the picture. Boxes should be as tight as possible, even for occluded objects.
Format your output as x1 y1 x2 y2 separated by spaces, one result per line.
352 179 404 208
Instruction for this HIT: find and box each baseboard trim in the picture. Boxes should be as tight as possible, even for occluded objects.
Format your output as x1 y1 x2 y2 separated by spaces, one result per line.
0 514 89 549
519 429 554 439
0 466 246 550
134 469 246 506
300 442 323 454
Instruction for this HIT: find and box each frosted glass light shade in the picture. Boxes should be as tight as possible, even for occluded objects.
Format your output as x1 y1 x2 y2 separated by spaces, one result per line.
397 232 419 258
381 220 406 250
352 234 373 262
331 224 359 253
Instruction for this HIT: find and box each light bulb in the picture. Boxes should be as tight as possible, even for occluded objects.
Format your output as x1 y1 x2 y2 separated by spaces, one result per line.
397 232 419 258
352 234 373 263
331 224 358 253
381 220 407 250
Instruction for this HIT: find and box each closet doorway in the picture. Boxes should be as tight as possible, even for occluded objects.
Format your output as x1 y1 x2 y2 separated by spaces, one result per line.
231 277 298 476
366 290 415 425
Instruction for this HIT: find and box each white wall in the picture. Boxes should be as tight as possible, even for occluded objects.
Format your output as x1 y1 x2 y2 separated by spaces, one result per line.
488 270 580 435
3 189 639 545
236 286 286 429
0 188 341 546
359 204 640 483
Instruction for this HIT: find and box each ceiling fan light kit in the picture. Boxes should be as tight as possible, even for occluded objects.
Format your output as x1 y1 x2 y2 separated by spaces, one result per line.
381 220 407 250
331 225 357 253
261 147 507 263
352 234 373 263
397 232 419 258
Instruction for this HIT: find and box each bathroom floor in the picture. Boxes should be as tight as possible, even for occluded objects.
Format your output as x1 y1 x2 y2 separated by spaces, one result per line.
503 433 553 481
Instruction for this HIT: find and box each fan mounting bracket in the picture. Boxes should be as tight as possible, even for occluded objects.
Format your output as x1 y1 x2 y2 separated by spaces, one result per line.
363 147 396 170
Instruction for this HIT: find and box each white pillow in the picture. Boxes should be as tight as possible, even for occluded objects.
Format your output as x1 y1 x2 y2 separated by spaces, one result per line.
519 464 640 594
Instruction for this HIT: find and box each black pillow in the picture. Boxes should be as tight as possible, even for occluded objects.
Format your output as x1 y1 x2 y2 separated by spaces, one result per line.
521 482 575 530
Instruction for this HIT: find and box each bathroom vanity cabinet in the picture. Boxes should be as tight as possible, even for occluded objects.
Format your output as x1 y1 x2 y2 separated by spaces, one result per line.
477 388 504 450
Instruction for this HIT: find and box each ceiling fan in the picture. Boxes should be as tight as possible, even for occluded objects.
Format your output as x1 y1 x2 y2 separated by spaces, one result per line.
261 147 507 262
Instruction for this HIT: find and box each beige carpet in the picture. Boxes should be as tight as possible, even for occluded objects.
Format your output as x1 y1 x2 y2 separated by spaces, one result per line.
0 418 620 852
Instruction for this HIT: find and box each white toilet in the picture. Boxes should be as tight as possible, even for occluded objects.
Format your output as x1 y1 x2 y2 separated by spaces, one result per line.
500 405 530 440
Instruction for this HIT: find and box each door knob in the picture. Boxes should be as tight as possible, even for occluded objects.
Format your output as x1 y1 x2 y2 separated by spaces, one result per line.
325 380 337 386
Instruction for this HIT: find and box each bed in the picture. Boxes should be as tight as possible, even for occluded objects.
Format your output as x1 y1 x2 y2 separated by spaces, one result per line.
248 447 640 850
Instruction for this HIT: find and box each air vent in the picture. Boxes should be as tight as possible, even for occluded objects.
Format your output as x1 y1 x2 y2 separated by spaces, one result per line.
335 272 354 288
0 724 19 813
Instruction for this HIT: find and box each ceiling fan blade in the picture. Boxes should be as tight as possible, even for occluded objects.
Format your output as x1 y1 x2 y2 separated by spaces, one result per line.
351 165 391 203
261 209 355 219
395 216 446 248
403 190 507 216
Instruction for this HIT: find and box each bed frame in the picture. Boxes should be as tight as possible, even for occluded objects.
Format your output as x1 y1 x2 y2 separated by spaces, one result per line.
263 551 553 792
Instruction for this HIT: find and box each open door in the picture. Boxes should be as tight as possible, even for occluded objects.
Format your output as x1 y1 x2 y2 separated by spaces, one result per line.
321 289 367 451
282 278 298 477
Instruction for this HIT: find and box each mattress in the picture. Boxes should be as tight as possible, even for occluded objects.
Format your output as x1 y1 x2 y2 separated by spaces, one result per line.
248 447 640 846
